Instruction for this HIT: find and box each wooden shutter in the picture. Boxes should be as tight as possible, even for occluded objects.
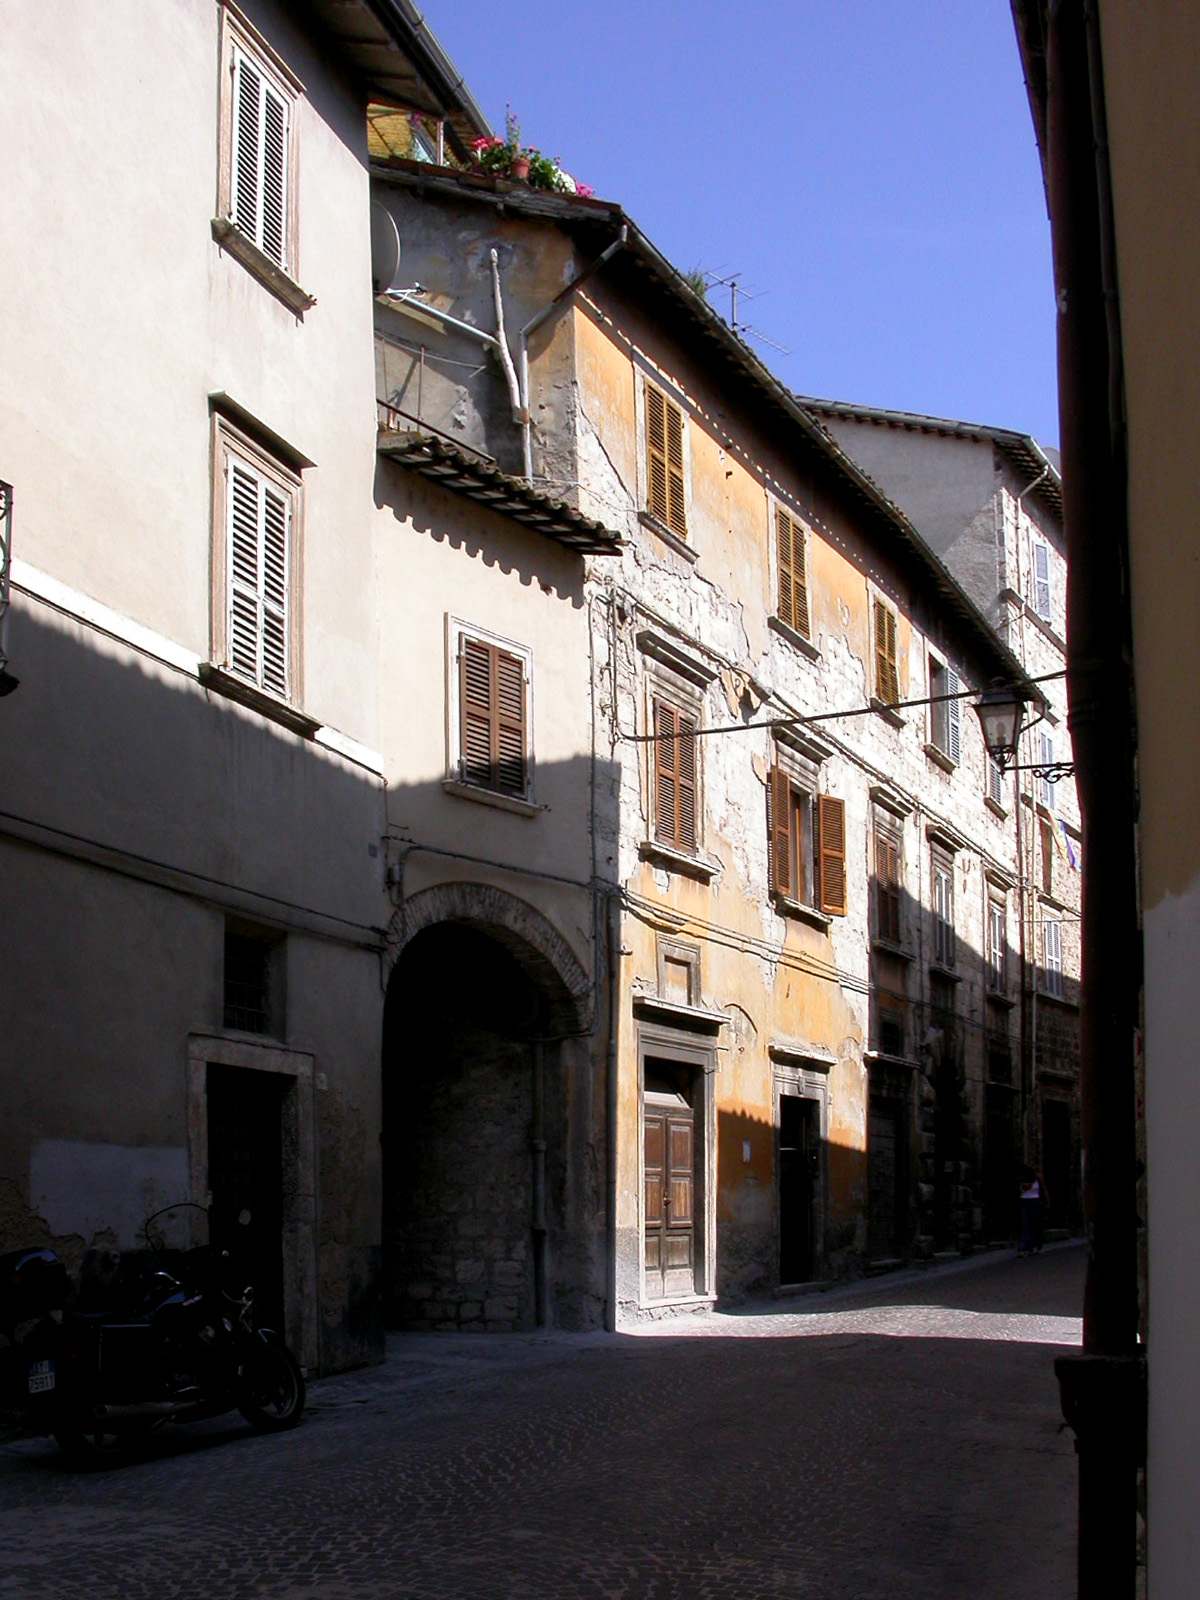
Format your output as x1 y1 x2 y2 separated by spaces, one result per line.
231 46 289 268
874 600 898 704
654 700 697 850
227 456 289 697
776 508 810 638
770 766 793 895
664 397 686 538
646 385 687 538
460 637 527 796
817 795 846 915
876 830 901 943
946 666 961 763
1033 541 1052 620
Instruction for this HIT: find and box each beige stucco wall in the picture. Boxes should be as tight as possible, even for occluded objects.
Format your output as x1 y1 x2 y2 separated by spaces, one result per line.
1100 4 1200 1590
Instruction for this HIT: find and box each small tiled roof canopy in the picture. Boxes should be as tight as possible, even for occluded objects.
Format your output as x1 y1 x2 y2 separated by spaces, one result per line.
376 423 623 554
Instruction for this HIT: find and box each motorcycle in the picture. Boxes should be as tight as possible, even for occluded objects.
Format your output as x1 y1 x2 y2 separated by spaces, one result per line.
0 1202 305 1463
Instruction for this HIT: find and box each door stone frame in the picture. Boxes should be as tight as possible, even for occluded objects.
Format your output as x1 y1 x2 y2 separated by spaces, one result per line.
186 1032 318 1370
636 1021 718 1311
771 1056 830 1283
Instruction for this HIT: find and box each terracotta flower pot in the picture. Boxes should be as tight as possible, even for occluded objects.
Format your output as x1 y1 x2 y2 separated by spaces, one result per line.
509 155 530 181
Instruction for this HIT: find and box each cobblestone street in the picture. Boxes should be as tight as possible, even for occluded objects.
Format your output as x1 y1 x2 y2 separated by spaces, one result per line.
0 1244 1083 1600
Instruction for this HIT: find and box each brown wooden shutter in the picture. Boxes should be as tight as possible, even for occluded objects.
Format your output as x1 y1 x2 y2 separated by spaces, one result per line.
646 384 687 539
874 599 898 704
676 710 697 849
646 385 669 526
494 648 527 795
665 397 686 538
818 795 847 915
460 638 526 795
770 765 793 895
776 508 809 638
876 831 900 943
654 699 697 850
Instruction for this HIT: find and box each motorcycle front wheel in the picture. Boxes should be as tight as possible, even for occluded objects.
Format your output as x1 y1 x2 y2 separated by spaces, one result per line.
236 1342 305 1432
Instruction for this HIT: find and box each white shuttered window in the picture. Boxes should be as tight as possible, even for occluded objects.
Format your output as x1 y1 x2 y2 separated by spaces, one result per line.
231 45 290 269
227 455 291 699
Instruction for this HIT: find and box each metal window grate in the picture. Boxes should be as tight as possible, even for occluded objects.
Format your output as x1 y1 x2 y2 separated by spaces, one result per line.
224 932 270 1033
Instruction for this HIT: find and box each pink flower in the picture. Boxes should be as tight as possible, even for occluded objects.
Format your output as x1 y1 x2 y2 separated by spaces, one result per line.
576 182 595 199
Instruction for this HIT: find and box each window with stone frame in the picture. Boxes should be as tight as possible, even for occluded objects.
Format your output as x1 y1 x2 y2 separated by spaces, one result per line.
987 751 1005 807
874 818 904 945
214 421 301 704
769 763 845 916
451 625 531 800
931 846 955 969
928 655 961 763
653 696 698 852
215 2 309 310
1032 536 1053 622
1043 915 1064 999
987 892 1008 992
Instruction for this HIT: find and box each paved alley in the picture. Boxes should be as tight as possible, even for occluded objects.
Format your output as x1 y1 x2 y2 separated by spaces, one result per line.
0 1244 1083 1600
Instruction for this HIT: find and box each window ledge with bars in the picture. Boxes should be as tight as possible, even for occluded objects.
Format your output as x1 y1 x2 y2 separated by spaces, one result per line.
772 891 831 930
768 613 820 662
638 838 719 882
200 663 318 738
637 509 698 564
212 217 315 316
922 740 958 775
442 778 540 817
869 696 906 729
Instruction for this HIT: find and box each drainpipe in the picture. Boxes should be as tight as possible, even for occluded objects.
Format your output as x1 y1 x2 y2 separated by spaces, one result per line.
1044 4 1144 1594
519 227 629 483
531 1038 547 1327
605 889 622 1332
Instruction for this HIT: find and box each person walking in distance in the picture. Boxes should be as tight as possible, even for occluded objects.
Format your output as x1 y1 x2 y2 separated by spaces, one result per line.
1017 1166 1047 1256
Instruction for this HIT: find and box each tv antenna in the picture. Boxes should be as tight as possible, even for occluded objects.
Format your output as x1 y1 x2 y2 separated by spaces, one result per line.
704 270 790 358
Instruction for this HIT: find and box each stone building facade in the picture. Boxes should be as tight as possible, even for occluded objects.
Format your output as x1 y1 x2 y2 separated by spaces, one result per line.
798 403 1082 1235
372 160 1045 1316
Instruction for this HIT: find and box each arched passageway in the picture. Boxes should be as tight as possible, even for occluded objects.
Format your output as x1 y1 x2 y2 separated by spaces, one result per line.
381 888 601 1332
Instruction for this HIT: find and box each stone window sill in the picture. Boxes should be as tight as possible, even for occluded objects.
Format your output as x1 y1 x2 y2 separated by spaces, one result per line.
928 962 962 984
772 892 831 930
768 614 820 661
212 217 316 317
199 664 318 738
442 779 540 818
923 741 957 774
639 839 719 881
872 938 914 962
986 990 1017 1010
870 696 905 729
985 796 1008 821
638 510 698 564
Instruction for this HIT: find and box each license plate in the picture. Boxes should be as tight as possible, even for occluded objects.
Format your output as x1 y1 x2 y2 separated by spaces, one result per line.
28 1359 55 1394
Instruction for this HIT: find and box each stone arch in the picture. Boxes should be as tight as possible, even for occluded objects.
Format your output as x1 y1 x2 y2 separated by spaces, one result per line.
386 881 593 1037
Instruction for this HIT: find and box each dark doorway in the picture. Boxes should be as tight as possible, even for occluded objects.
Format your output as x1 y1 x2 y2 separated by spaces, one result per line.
984 1085 1017 1241
207 1063 285 1331
779 1094 819 1283
643 1060 696 1300
382 922 544 1332
1043 1097 1073 1230
868 1098 905 1261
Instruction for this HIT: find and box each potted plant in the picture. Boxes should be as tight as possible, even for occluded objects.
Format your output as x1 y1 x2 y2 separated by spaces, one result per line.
468 109 594 197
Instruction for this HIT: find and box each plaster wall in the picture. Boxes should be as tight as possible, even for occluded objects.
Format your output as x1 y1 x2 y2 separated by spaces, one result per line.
1099 5 1200 1590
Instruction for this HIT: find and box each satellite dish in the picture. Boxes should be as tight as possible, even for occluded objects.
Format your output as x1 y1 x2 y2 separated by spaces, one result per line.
370 201 402 293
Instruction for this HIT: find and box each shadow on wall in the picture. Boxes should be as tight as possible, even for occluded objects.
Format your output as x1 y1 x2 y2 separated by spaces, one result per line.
0 600 389 1371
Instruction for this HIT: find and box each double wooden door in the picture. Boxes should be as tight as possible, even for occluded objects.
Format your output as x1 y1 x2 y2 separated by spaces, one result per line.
644 1100 695 1300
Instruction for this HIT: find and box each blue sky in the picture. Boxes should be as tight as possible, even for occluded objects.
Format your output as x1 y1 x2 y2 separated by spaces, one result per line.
428 1 1059 447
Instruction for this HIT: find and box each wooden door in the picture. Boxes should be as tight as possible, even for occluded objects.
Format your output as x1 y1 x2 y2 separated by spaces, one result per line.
644 1107 695 1299
207 1064 285 1330
868 1100 903 1261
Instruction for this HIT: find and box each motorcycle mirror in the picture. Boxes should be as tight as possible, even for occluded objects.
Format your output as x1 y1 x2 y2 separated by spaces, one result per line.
237 1208 252 1226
